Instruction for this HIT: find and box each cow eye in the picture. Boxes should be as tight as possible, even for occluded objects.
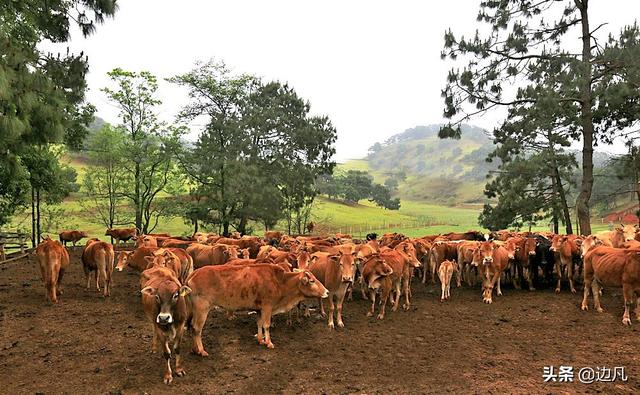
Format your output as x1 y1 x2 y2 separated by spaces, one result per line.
309 279 315 284
173 292 179 300
155 295 160 303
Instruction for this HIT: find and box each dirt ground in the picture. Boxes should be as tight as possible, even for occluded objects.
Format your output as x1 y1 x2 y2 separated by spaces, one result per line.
1 249 638 394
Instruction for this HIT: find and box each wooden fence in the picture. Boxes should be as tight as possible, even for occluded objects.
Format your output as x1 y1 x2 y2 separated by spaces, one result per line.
0 232 31 263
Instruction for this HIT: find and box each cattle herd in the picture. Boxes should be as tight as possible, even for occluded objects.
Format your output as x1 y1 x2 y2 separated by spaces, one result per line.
34 225 640 384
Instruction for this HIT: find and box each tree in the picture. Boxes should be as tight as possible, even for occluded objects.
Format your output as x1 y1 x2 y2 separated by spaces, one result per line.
440 1 640 235
0 1 116 226
21 146 78 245
102 69 181 233
369 184 400 210
82 124 129 229
171 60 336 235
338 170 373 203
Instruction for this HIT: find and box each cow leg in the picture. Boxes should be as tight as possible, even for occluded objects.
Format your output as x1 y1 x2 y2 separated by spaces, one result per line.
391 280 401 312
85 269 92 290
95 270 100 292
496 271 502 296
360 278 369 300
431 257 437 284
327 294 335 329
151 324 160 353
56 268 65 296
336 288 346 328
303 303 311 318
622 285 634 326
378 288 390 320
455 266 462 288
592 281 604 313
402 276 411 310
319 298 326 318
174 325 186 377
555 262 562 293
256 313 265 345
581 276 592 311
162 335 173 384
367 291 376 317
422 259 428 284
261 307 274 349
568 262 576 294
440 276 446 301
190 299 210 357
99 263 109 297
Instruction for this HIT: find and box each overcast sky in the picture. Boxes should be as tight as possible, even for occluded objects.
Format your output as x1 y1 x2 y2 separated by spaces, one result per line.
50 0 640 161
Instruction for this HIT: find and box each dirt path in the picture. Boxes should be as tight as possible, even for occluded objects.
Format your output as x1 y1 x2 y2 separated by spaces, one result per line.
1 250 638 394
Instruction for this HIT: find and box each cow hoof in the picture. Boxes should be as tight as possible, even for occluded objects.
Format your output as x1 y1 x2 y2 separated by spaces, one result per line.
175 368 186 377
337 321 344 328
497 291 502 296
376 314 384 320
192 349 209 357
596 307 604 313
622 318 631 326
366 312 373 317
570 288 577 294
555 288 561 294
328 322 334 330
581 305 588 311
529 287 536 291
164 374 173 385
266 342 274 349
440 298 444 302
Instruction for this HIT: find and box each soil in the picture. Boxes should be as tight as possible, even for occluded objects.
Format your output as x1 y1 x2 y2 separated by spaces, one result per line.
1 249 638 394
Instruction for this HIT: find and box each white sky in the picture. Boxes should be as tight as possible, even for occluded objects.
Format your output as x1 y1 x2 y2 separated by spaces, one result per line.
49 0 640 161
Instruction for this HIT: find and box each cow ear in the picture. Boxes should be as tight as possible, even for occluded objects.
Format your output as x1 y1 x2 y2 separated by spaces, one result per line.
575 239 583 246
140 286 155 296
301 273 309 285
331 255 341 264
179 285 192 297
144 256 155 263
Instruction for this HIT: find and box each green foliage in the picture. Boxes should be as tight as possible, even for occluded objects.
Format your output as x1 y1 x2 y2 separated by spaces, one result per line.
0 0 116 226
171 60 336 235
102 69 183 233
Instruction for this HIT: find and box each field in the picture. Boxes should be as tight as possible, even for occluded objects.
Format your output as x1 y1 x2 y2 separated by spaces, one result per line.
1 249 638 393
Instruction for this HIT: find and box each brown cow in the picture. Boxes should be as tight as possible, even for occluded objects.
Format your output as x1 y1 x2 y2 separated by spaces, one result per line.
550 235 582 294
35 238 70 303
264 231 283 242
581 246 640 325
438 259 458 301
580 235 604 257
81 238 115 297
456 241 481 286
160 238 196 249
58 230 88 247
308 251 357 329
105 227 138 247
144 248 194 285
472 241 510 304
380 241 422 312
215 237 262 258
188 265 328 353
361 254 394 319
427 241 459 285
140 266 191 384
186 243 234 267
116 247 192 274
504 236 537 291
135 234 159 248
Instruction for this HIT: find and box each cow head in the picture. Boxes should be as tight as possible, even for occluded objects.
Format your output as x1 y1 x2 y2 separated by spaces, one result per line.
524 238 537 256
227 246 240 260
580 235 603 258
141 282 191 325
398 242 421 268
549 235 563 252
115 251 133 271
479 241 495 265
621 224 638 241
240 248 250 259
86 238 100 246
334 251 357 283
361 254 393 290
105 228 113 237
297 270 329 298
503 238 519 260
296 250 311 270
80 231 89 238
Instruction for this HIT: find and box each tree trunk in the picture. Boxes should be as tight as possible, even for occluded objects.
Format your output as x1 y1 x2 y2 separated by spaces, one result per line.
36 188 41 243
575 0 594 235
552 212 559 234
553 168 573 234
134 162 142 232
31 187 36 248
222 220 230 237
237 216 247 236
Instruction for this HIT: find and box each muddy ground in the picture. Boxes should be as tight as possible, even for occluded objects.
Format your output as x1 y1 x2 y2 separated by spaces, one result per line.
1 249 638 394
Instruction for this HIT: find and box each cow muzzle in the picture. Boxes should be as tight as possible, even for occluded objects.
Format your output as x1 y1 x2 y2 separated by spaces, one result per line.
342 276 354 283
528 251 536 256
483 258 492 265
156 313 173 325
321 290 329 298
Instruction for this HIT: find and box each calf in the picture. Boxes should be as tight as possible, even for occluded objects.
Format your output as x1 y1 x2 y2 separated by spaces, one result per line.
105 227 138 247
188 265 328 353
35 238 70 303
58 230 88 247
456 241 480 286
438 259 457 301
81 238 115 297
186 243 234 267
581 246 640 325
308 251 357 329
135 234 159 248
140 266 191 384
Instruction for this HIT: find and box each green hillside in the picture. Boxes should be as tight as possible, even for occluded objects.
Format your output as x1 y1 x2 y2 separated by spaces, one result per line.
340 124 497 205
